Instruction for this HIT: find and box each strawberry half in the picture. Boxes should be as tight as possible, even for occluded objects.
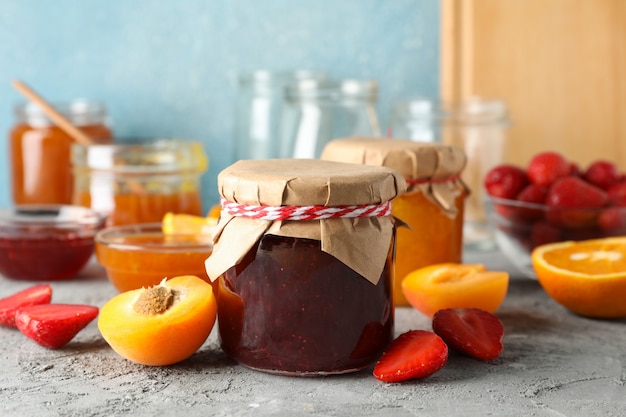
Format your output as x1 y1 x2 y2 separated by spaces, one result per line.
15 304 99 349
432 308 504 361
373 330 448 383
0 284 53 328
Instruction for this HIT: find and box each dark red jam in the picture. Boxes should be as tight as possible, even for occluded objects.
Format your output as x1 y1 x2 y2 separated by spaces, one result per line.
0 231 95 281
216 234 394 376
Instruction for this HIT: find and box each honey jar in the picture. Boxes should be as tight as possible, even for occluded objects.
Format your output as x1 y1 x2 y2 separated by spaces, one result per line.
321 137 468 307
9 100 113 205
205 159 406 376
71 139 207 227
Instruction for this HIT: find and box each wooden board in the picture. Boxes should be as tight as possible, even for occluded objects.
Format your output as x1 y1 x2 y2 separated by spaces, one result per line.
441 0 626 170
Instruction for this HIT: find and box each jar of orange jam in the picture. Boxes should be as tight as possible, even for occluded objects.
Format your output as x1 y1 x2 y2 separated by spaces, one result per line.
71 139 207 227
205 159 406 376
9 100 113 205
321 137 468 307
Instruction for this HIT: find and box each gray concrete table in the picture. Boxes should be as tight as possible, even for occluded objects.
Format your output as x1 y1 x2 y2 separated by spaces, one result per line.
0 251 624 417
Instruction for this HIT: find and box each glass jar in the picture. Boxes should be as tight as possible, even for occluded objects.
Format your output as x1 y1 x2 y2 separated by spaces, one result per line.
205 159 406 376
9 100 113 205
234 70 326 161
442 98 510 251
321 137 468 307
387 97 449 142
71 139 207 227
279 79 381 159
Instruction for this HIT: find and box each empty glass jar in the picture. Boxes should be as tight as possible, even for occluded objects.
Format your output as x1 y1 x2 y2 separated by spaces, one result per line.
234 70 326 161
279 79 382 158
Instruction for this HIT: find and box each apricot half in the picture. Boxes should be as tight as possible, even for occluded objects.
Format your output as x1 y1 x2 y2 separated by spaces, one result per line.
401 263 509 318
98 275 217 366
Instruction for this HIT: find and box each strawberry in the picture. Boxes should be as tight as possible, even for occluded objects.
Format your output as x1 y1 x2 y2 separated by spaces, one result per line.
373 330 448 383
432 308 504 361
15 304 99 349
583 160 621 190
598 207 626 233
526 151 570 187
484 165 529 199
513 184 549 221
568 162 582 177
545 176 608 228
530 221 561 246
0 284 53 328
607 182 626 206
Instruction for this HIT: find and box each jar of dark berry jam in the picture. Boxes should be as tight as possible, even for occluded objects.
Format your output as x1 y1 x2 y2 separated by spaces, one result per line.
205 159 406 376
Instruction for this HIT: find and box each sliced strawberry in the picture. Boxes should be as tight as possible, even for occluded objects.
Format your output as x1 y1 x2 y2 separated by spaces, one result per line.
15 304 99 349
583 160 621 190
0 284 53 328
432 308 504 361
526 151 570 187
373 330 447 383
484 165 529 199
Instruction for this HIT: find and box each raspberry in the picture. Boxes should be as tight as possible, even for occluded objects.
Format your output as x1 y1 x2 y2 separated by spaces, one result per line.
526 151 570 187
484 165 529 199
583 160 621 190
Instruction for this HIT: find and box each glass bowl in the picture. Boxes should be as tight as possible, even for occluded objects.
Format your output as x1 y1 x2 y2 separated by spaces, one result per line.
0 205 105 280
484 196 626 278
95 223 214 292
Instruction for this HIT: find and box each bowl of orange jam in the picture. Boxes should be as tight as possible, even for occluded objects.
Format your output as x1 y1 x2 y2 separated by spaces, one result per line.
95 223 214 292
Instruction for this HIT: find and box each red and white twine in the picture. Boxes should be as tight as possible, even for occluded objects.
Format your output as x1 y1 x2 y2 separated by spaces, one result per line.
220 198 392 221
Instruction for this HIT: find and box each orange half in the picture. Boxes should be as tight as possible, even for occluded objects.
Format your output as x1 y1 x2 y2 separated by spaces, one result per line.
531 237 626 318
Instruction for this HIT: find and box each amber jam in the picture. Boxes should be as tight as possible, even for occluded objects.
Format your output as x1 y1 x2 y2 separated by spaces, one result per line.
95 223 213 292
9 101 112 205
217 234 394 376
72 140 207 227
392 185 466 306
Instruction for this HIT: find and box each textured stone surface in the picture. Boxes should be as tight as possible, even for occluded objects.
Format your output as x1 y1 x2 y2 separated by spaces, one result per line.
1 251 625 417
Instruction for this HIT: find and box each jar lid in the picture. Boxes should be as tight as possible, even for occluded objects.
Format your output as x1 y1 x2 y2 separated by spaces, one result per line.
206 159 406 285
321 137 467 216
72 139 208 174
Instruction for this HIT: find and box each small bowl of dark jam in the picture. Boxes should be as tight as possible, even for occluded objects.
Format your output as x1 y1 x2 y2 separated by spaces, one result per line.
0 205 105 281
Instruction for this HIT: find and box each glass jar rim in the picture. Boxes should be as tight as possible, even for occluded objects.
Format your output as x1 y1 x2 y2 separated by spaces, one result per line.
285 79 378 101
0 205 105 229
71 138 208 174
95 222 213 251
14 99 107 127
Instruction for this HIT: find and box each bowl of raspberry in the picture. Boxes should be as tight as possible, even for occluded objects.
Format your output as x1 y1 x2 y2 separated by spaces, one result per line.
484 151 626 278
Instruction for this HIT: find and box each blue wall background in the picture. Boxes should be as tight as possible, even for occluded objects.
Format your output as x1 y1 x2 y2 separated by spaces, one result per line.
0 0 440 212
